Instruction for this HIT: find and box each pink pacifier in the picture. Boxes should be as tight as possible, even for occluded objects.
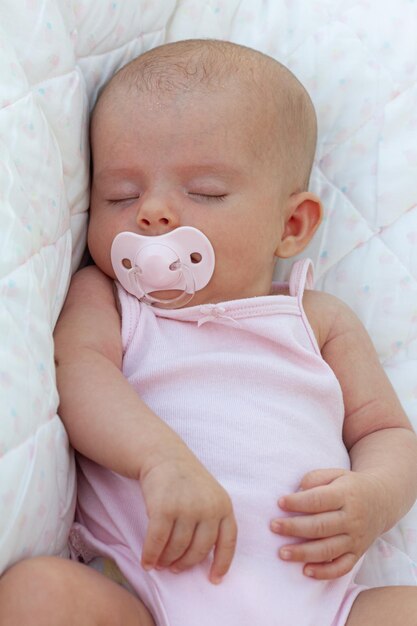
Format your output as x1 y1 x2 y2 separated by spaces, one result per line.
111 227 215 308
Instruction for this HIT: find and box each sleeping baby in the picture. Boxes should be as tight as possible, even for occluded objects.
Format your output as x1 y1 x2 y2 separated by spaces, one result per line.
1 39 417 626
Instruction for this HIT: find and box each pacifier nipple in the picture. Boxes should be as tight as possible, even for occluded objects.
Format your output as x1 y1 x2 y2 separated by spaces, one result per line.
136 245 182 290
111 227 215 308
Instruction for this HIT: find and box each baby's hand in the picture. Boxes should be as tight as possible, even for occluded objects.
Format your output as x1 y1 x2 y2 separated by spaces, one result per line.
139 444 237 584
270 468 386 580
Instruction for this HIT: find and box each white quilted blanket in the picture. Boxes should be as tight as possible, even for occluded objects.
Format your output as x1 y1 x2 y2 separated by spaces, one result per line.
1 0 416 587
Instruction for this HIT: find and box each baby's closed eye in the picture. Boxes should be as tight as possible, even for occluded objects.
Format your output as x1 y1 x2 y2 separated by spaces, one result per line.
107 196 140 206
188 192 227 202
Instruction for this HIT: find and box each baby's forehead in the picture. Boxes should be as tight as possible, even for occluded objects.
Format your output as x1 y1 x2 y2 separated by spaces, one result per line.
95 83 278 166
95 61 279 140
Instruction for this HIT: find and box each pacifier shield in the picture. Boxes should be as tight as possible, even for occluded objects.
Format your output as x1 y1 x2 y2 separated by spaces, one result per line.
111 227 215 306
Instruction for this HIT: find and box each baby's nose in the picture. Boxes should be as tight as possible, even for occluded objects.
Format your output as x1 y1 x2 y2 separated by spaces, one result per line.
136 197 179 234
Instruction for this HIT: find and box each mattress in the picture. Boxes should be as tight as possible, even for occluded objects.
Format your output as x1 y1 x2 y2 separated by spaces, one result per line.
1 0 416 586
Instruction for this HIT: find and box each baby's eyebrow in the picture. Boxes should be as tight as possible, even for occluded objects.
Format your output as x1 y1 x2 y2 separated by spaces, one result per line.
175 163 243 181
93 164 244 184
93 168 141 184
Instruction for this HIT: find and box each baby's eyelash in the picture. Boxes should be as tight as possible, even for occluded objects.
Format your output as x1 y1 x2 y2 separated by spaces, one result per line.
189 193 227 202
108 197 139 205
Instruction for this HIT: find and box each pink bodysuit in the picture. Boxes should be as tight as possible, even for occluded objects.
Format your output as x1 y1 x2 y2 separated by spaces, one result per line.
70 260 365 626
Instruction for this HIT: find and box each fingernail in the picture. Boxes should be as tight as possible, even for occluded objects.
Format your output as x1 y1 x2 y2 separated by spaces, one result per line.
280 549 292 561
271 521 282 533
305 568 315 577
278 497 286 508
210 575 223 585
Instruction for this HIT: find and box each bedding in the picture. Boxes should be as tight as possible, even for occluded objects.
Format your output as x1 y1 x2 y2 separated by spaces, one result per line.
1 0 416 587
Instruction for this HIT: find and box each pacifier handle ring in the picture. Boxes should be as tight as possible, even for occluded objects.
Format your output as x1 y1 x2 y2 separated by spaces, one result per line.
141 290 195 308
128 262 196 307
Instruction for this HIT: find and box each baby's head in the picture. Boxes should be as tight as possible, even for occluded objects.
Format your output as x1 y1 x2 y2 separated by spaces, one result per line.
88 39 322 305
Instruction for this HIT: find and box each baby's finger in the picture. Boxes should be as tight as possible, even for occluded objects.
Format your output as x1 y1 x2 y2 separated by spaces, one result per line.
210 515 238 584
141 515 173 571
271 510 345 539
299 468 348 491
169 520 218 574
279 484 343 514
304 552 357 580
279 534 350 565
156 519 196 569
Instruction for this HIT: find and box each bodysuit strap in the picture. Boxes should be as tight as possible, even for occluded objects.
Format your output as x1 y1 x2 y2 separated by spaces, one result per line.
288 259 314 303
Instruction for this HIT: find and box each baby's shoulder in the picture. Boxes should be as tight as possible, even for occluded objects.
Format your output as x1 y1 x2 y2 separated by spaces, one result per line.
70 264 112 290
64 265 119 315
302 289 360 351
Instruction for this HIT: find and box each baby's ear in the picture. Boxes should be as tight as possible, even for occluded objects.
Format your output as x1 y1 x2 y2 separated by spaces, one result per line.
275 192 322 258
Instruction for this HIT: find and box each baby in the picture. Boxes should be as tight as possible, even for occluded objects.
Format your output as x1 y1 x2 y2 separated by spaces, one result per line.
1 39 417 626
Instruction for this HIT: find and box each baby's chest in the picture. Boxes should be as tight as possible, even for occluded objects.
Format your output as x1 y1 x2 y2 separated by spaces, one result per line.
124 317 348 489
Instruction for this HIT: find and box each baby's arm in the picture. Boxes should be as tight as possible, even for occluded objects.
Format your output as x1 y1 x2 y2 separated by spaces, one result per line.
54 265 237 584
271 291 417 579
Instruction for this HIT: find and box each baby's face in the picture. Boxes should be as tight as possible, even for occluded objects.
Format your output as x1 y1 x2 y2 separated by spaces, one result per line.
88 85 291 305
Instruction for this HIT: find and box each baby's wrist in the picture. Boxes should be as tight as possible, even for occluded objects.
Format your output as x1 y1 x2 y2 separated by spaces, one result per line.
137 436 193 483
356 471 389 535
